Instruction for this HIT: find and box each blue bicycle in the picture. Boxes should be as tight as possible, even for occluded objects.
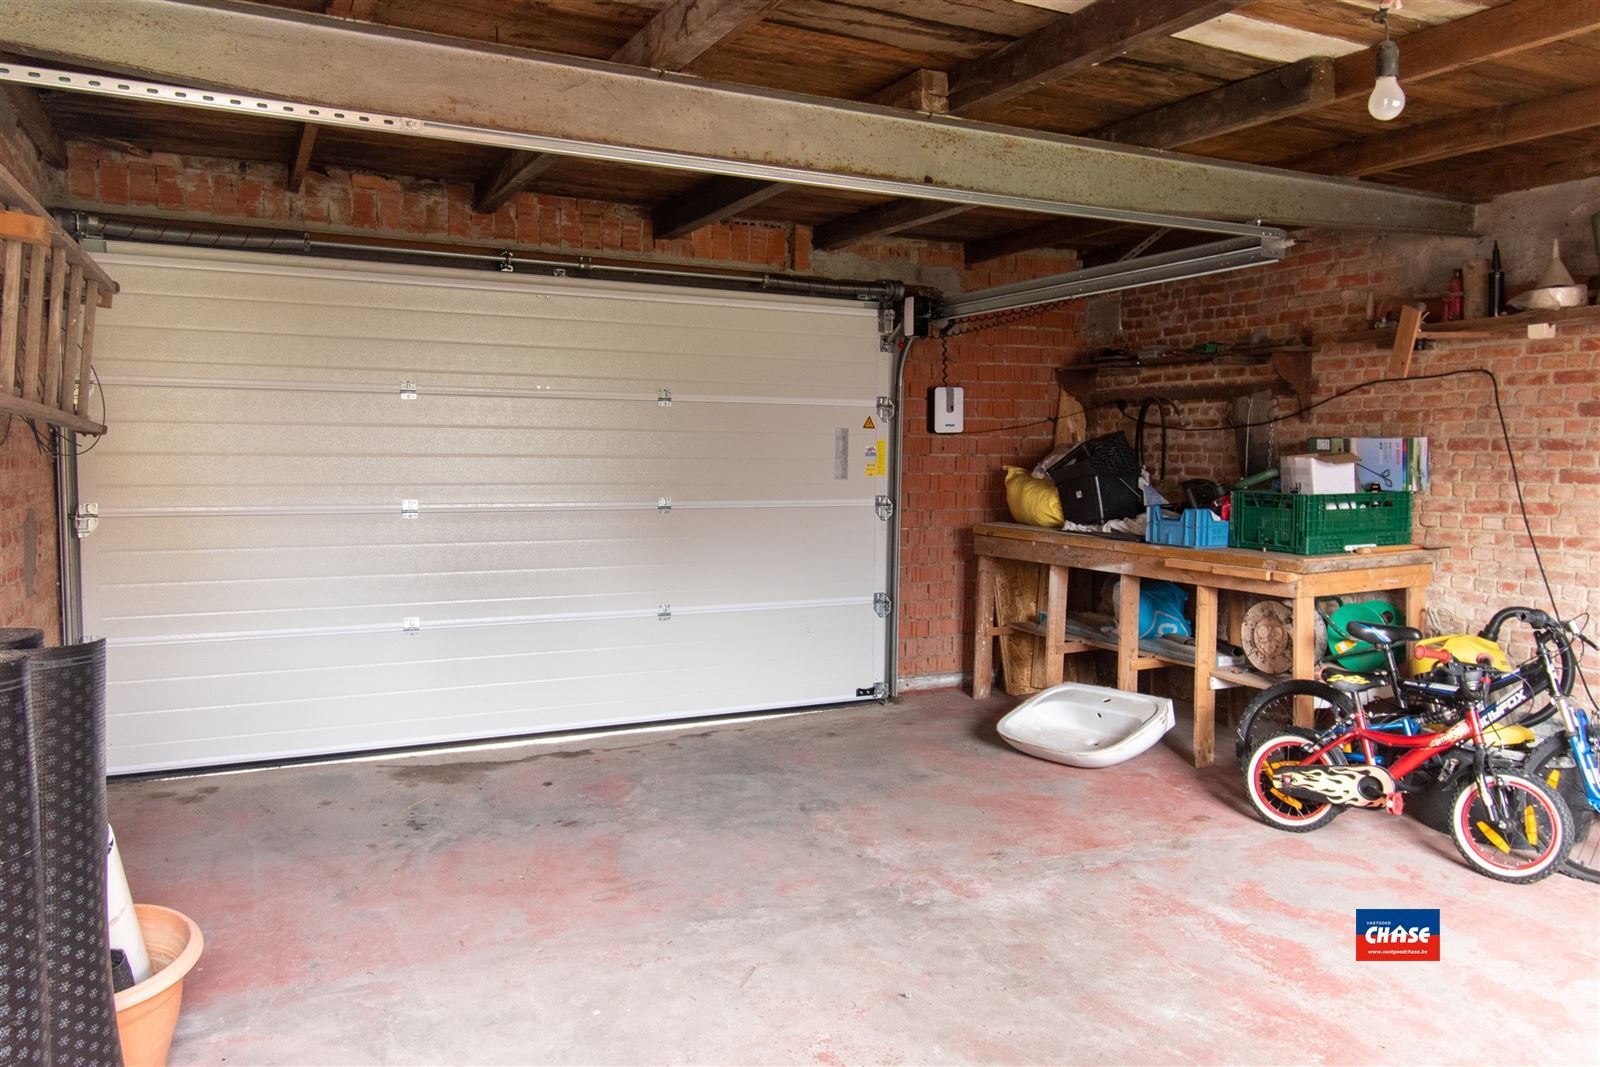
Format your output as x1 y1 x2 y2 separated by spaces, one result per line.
1515 610 1600 882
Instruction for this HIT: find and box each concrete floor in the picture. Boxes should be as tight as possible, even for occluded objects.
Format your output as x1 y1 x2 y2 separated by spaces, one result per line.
110 690 1599 1066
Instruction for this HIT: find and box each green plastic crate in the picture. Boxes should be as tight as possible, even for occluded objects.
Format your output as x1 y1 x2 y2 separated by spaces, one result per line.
1229 490 1412 555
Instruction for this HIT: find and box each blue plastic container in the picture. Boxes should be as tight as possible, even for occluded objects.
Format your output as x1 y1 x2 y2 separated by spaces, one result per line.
1145 505 1230 548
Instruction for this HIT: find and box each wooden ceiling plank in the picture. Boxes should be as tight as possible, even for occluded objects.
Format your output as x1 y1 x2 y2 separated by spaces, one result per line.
0 84 68 168
476 0 781 213
652 175 789 239
1329 0 1600 101
1292 82 1600 177
865 69 950 113
947 0 1243 115
1092 57 1334 149
287 122 318 193
611 0 784 70
812 199 972 251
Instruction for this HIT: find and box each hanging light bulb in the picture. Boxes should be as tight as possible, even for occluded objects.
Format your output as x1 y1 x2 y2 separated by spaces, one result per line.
1368 4 1406 121
1368 38 1405 120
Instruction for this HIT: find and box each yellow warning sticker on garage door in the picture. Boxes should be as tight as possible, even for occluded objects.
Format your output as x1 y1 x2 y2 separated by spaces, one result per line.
863 416 875 429
865 438 886 478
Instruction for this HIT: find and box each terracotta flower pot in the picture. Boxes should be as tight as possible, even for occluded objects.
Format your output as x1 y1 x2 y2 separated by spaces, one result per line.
114 904 204 1067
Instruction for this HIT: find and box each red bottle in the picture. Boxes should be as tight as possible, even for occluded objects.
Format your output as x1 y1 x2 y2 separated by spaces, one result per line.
1443 269 1464 321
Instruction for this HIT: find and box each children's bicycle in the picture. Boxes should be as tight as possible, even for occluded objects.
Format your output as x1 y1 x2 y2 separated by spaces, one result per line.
1512 611 1600 882
1242 619 1573 883
1233 605 1573 764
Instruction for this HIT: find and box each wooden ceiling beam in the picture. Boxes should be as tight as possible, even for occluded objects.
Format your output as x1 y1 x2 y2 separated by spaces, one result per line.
476 0 780 214
965 219 1123 266
1288 84 1600 178
812 199 972 252
651 175 788 240
0 83 67 168
287 122 318 193
811 0 1239 253
1329 0 1600 102
324 0 377 20
947 0 1242 115
1092 58 1335 150
865 69 949 113
611 0 781 70
651 69 952 240
1397 136 1600 201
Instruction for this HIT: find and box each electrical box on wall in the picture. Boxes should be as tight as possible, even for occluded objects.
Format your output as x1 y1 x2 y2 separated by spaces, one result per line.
930 386 964 434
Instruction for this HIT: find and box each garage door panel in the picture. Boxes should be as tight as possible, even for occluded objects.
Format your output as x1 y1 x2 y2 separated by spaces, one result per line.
88 507 875 574
105 607 879 772
97 339 880 399
85 245 890 772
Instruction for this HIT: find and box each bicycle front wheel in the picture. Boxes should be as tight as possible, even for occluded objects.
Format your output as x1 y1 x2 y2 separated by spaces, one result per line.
1449 769 1572 883
1526 736 1599 883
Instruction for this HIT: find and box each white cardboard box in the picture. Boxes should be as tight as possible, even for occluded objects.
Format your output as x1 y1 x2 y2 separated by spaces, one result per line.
1282 452 1359 494
1308 436 1429 491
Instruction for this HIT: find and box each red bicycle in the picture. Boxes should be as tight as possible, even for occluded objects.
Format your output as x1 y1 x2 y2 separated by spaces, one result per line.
1243 620 1573 883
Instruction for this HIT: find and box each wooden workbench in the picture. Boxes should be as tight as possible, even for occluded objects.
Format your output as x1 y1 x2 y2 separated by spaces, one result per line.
972 523 1438 766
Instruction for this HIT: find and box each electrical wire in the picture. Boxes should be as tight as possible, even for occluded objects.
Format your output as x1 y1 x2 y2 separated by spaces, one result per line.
23 366 107 459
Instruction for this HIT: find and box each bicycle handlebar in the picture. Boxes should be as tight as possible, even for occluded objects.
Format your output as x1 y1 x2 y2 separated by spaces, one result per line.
1478 606 1555 640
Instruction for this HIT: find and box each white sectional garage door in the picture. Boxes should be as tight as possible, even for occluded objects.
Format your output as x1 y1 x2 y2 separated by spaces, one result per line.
81 245 891 773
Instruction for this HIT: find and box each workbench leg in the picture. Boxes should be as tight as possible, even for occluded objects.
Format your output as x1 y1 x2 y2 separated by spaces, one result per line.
1192 585 1218 768
1292 593 1317 728
1117 576 1141 693
1403 582 1427 633
1043 564 1068 688
973 554 995 699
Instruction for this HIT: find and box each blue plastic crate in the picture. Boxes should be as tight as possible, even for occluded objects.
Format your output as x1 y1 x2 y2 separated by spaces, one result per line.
1145 505 1230 548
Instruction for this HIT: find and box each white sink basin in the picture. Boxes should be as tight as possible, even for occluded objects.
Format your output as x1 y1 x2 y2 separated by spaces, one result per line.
997 683 1175 768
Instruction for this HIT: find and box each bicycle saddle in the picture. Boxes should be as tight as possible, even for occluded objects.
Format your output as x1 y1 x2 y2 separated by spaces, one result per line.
1344 620 1423 646
1322 669 1383 694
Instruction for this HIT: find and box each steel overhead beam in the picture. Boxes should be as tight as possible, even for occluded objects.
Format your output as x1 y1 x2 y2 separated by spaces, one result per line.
0 0 1476 236
936 236 1289 322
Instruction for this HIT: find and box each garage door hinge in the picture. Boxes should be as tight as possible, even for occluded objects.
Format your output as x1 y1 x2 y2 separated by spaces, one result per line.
402 616 421 634
657 496 672 514
876 397 895 422
875 495 893 521
657 388 672 407
399 379 418 400
73 503 99 538
400 499 419 519
657 604 672 621
873 592 892 618
856 682 889 700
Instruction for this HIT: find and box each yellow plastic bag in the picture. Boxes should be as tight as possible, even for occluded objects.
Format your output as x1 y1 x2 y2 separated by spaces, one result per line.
1004 466 1063 527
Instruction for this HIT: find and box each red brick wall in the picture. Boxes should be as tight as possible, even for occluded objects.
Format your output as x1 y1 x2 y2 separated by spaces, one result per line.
1101 230 1600 638
59 144 1081 682
0 105 61 640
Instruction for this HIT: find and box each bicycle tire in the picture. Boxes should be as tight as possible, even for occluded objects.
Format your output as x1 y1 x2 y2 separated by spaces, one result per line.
1448 769 1573 883
1526 736 1599 884
1243 728 1346 833
1234 680 1356 763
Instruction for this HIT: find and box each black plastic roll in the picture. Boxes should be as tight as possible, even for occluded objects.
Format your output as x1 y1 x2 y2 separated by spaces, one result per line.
29 638 124 1067
0 628 45 651
0 651 47 1066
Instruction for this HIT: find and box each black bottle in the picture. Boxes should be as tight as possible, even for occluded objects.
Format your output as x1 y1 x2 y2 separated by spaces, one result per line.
1488 242 1505 317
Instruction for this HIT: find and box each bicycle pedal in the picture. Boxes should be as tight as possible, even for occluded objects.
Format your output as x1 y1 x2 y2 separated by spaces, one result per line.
1384 793 1405 816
